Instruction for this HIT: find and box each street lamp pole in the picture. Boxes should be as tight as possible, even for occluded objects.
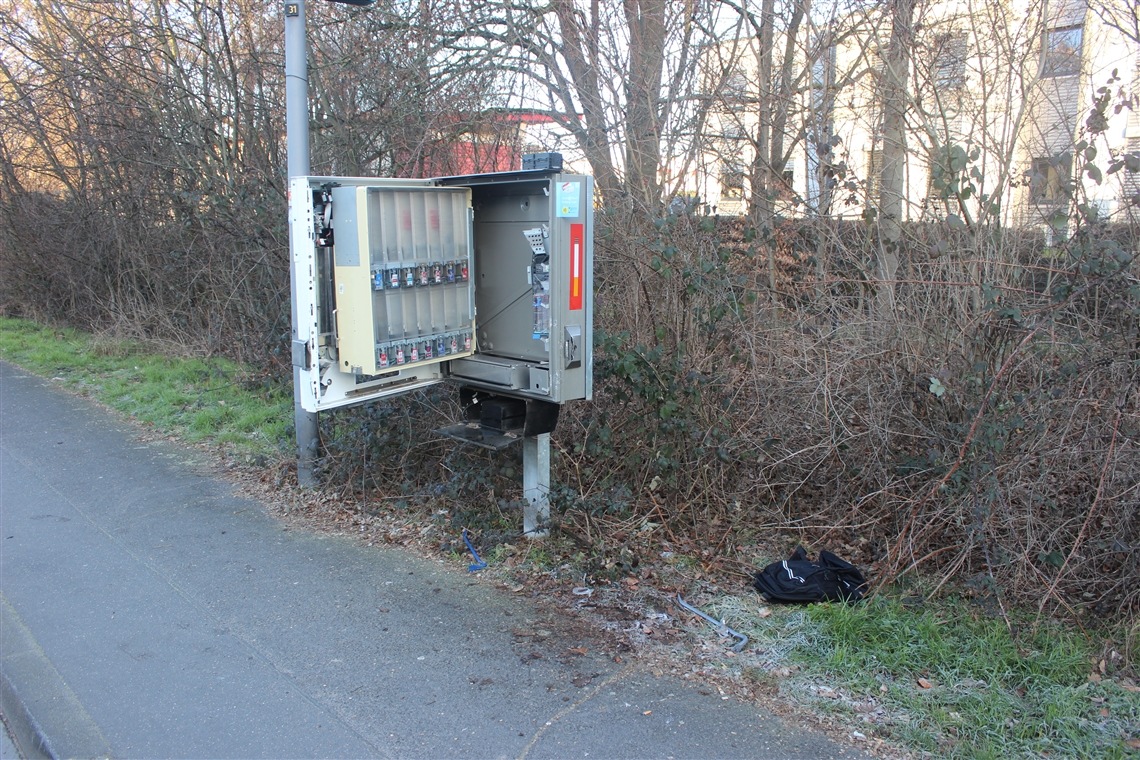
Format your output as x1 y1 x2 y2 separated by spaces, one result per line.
284 0 318 486
284 0 374 486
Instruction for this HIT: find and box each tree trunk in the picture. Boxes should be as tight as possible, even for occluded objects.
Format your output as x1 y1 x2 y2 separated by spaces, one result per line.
876 0 916 318
623 0 667 211
749 0 777 290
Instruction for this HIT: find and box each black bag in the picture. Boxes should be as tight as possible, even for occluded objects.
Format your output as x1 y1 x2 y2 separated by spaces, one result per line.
752 546 867 603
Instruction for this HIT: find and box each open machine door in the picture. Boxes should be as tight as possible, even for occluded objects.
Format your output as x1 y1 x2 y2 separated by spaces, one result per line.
290 167 593 414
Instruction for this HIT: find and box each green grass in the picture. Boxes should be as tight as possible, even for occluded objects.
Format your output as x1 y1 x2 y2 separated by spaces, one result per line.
0 317 291 459
709 593 1139 758
806 599 1116 757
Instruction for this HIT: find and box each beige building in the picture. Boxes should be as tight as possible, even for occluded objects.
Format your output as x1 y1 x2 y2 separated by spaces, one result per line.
693 0 1139 234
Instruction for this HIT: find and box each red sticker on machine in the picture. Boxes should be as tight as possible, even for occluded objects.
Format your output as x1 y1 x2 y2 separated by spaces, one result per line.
569 223 584 311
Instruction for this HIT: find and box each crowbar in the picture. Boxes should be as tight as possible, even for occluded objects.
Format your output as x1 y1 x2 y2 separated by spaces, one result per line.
676 594 748 653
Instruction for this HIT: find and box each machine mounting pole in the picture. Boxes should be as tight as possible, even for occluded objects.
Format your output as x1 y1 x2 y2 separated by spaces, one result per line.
522 434 551 538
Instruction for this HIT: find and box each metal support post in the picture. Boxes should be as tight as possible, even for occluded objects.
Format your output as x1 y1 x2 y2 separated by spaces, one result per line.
285 0 320 487
522 434 551 538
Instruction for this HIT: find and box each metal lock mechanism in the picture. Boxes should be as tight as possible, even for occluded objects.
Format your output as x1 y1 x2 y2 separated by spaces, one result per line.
563 325 581 369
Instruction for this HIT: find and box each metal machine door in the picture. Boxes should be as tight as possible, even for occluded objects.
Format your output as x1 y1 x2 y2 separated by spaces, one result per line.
291 176 475 412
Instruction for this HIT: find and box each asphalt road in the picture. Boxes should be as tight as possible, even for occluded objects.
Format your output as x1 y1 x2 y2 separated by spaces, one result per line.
0 360 865 759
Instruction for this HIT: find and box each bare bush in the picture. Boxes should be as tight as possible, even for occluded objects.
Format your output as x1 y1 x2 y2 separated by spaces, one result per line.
553 201 1138 620
0 0 513 361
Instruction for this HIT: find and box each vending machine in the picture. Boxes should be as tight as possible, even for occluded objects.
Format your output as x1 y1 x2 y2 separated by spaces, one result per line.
289 157 592 444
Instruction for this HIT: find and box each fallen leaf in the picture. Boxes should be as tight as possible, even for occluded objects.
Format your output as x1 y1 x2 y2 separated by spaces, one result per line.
1119 679 1139 693
1126 738 1140 750
1089 672 1103 683
642 710 652 715
757 607 771 618
917 678 933 689
567 646 588 656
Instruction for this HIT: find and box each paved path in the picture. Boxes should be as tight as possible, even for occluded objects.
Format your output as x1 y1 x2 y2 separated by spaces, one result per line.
0 361 862 759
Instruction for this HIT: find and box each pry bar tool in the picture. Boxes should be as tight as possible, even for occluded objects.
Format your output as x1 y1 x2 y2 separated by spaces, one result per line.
462 529 487 572
676 594 749 653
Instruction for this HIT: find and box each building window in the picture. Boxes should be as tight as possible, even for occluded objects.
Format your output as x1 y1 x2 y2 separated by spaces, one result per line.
723 71 751 105
1041 26 1082 78
933 33 968 90
721 163 746 200
720 123 747 142
1029 155 1072 203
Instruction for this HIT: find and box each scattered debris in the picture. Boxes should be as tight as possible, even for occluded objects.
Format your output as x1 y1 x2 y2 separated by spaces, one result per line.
462 528 486 572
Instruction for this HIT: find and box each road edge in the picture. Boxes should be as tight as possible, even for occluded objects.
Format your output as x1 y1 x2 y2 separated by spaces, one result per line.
0 595 112 760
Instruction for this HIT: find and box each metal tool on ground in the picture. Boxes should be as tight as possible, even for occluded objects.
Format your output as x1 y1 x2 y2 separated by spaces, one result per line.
462 529 487 572
676 594 749 653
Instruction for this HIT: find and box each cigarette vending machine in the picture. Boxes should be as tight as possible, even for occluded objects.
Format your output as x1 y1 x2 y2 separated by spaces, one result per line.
289 158 593 445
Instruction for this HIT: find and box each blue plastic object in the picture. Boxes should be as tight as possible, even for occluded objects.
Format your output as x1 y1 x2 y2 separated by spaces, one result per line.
462 529 487 572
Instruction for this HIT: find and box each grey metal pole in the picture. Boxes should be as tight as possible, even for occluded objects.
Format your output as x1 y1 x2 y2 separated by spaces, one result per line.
522 434 551 538
285 0 319 487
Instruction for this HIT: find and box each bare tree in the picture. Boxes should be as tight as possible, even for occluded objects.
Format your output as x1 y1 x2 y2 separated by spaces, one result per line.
1088 0 1139 45
699 0 878 294
463 0 722 211
308 0 515 177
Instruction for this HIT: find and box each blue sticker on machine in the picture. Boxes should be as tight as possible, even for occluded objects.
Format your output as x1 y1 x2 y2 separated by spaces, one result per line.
556 181 581 218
